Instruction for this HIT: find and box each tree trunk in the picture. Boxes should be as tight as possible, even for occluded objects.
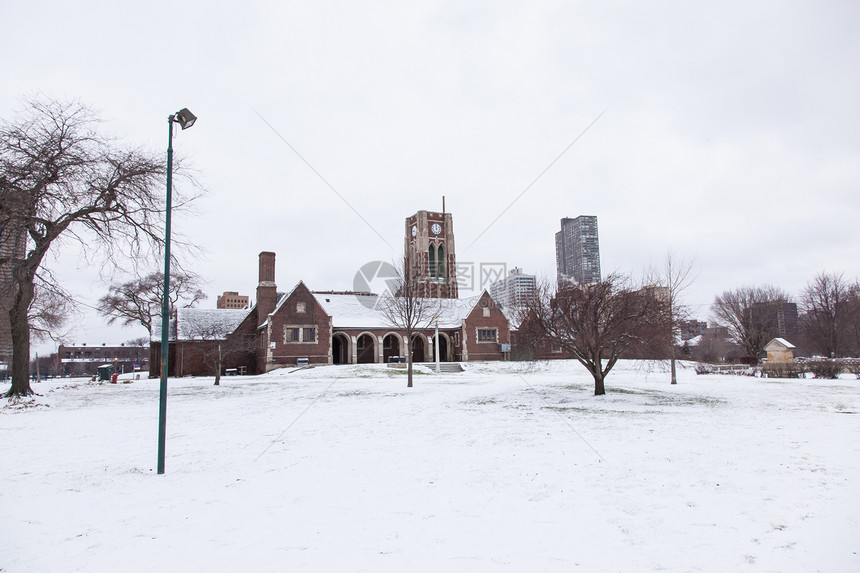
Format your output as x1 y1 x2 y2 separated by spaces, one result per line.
406 336 413 388
670 356 677 385
591 354 606 396
6 279 35 397
214 352 221 385
593 370 606 396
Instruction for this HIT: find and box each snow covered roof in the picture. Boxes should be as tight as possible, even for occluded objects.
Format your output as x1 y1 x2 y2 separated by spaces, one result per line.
151 308 251 342
311 291 484 330
765 337 796 351
177 308 251 340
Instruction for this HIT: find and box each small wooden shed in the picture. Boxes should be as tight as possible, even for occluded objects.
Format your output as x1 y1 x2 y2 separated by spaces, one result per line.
764 338 796 363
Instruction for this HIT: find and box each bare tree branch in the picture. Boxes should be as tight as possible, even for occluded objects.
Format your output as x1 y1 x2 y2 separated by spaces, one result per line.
97 270 206 334
1 96 202 397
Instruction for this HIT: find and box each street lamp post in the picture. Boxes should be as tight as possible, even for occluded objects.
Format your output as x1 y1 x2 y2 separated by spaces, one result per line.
434 318 440 374
157 108 196 475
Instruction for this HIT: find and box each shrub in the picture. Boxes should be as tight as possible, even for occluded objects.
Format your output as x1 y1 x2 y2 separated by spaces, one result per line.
762 363 804 379
804 359 843 379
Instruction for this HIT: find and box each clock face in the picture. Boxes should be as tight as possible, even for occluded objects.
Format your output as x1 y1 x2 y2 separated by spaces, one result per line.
431 223 442 235
411 225 417 237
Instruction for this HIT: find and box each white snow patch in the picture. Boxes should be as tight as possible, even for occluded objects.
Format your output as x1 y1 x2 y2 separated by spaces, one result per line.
2 360 859 572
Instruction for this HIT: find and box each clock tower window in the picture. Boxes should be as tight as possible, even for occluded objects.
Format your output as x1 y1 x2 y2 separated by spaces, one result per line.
437 245 445 282
428 245 436 279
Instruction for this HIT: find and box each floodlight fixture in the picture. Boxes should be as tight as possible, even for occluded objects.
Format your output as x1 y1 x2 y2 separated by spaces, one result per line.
174 108 197 130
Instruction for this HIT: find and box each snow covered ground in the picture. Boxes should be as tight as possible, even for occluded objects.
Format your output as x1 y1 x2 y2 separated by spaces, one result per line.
2 360 859 572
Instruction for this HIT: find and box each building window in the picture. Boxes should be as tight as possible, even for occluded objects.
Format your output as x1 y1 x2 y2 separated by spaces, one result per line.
483 307 490 318
285 326 316 343
477 328 497 343
437 245 445 281
296 302 306 313
429 245 436 279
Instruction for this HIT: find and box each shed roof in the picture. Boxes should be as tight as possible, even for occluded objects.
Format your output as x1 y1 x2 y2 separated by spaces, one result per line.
765 337 796 351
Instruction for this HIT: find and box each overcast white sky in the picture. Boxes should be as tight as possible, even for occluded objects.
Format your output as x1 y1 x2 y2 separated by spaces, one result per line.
2 0 859 355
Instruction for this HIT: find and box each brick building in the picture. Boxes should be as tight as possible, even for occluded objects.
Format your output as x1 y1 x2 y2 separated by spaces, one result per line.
216 291 250 309
151 210 512 377
58 343 149 377
151 252 511 376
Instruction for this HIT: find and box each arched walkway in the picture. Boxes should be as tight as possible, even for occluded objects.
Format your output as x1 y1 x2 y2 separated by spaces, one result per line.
382 333 402 362
356 333 376 364
411 334 427 363
434 332 451 362
332 333 350 364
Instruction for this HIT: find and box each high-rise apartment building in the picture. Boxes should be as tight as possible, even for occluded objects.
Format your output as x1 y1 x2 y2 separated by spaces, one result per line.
748 301 799 341
555 216 601 286
0 220 27 362
489 267 536 310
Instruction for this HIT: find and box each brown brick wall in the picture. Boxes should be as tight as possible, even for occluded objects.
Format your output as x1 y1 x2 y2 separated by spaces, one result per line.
462 292 510 361
266 282 332 368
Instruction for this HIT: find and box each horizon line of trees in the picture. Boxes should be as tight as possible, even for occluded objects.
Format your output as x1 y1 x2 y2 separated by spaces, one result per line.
698 271 860 363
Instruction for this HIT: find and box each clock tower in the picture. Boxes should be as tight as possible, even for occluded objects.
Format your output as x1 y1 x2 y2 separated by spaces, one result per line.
404 210 458 299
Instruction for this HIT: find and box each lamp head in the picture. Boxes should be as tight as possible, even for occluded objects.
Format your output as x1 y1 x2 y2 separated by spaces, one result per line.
174 108 197 130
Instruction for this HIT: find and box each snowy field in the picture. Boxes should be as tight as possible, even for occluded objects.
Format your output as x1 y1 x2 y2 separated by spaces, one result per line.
2 360 859 572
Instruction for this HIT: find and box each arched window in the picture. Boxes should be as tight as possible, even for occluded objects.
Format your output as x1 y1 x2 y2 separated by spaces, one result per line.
437 245 445 282
428 245 436 279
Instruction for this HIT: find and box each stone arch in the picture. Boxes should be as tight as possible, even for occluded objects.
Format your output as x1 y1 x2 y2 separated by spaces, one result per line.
410 333 428 363
356 332 377 364
332 332 351 364
434 332 452 362
382 332 403 362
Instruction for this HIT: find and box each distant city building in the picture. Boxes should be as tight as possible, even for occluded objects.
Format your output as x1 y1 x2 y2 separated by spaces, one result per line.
679 319 708 341
58 343 149 377
216 291 250 309
489 267 536 310
0 219 27 362
555 216 601 286
748 301 799 341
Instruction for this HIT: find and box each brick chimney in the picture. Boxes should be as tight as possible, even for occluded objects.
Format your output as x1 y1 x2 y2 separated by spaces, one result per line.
256 251 277 325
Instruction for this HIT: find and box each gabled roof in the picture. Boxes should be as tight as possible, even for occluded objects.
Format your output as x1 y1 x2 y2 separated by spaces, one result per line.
177 308 251 340
151 308 251 342
309 290 491 330
265 281 315 326
765 337 796 351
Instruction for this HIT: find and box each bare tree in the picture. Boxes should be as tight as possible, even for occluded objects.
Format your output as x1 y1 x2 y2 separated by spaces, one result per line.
527 273 666 396
376 261 440 388
800 272 857 357
98 270 206 335
711 285 791 361
843 286 860 357
126 336 151 347
180 311 255 385
0 97 198 397
28 277 75 343
650 252 695 384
